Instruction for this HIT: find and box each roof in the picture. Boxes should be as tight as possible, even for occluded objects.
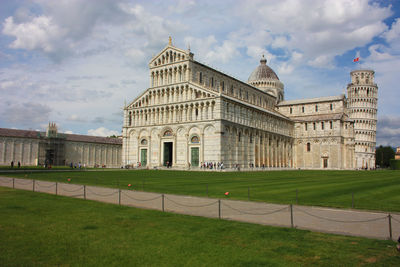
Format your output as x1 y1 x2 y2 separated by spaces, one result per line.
278 95 345 106
0 128 40 139
0 128 122 145
289 113 348 122
248 56 280 82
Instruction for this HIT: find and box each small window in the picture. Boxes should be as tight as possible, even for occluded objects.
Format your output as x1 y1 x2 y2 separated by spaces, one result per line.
163 130 173 137
321 122 324 130
330 121 333 129
141 139 148 145
330 103 333 110
290 107 292 114
191 136 199 143
302 106 305 113
199 72 203 83
306 142 311 152
238 132 241 142
313 123 316 130
128 111 132 126
250 134 253 144
305 123 308 131
211 77 214 87
195 108 198 116
315 105 318 112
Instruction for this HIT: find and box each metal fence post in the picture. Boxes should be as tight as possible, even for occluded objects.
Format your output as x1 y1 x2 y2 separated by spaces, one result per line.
84 185 86 200
218 199 221 219
388 214 392 240
162 194 165 212
33 180 35 192
290 204 294 228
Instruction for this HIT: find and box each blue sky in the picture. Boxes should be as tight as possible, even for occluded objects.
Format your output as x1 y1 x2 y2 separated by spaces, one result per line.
0 0 399 146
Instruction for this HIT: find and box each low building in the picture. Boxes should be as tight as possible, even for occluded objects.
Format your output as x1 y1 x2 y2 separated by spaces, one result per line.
0 123 122 168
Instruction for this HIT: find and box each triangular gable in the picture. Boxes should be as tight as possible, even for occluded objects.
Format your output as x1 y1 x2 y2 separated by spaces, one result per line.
126 84 219 110
149 45 189 67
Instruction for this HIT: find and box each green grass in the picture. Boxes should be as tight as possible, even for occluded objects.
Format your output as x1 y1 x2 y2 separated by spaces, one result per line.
4 169 400 212
0 187 399 266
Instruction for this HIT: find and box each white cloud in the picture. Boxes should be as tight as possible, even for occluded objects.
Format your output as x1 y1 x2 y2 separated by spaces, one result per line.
3 16 67 54
234 0 392 67
88 127 119 137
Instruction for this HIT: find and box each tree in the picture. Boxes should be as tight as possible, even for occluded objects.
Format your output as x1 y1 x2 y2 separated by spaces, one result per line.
375 146 395 168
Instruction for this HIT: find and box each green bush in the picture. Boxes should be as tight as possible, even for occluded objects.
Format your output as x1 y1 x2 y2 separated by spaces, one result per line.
390 159 400 170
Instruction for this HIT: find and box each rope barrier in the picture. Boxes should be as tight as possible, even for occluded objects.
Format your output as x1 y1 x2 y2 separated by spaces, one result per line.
86 188 118 197
165 196 218 208
35 182 56 188
0 178 13 183
296 207 388 223
121 191 162 202
60 185 84 193
222 202 288 216
391 216 400 224
14 180 33 185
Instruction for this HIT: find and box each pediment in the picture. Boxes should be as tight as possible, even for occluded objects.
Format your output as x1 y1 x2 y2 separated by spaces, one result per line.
149 45 190 68
126 85 218 110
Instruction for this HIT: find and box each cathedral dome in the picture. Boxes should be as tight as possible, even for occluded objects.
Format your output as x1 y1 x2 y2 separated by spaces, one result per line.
248 55 280 82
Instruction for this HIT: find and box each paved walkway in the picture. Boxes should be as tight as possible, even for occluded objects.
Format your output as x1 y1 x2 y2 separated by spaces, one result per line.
1 176 399 241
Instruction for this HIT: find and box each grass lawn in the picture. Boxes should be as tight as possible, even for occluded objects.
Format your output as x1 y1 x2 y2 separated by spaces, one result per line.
3 169 400 212
0 187 399 266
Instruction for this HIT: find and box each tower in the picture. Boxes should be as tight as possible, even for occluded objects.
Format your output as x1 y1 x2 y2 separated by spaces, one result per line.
347 70 378 169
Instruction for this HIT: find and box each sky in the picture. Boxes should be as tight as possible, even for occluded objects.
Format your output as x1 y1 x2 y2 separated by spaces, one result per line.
0 0 399 146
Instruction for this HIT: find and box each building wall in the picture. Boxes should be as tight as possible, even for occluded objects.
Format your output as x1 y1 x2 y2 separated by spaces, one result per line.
64 141 121 168
0 137 39 166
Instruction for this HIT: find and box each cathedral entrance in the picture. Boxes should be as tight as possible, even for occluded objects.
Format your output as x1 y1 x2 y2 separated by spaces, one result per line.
163 142 173 166
323 158 328 168
140 149 147 167
191 147 199 167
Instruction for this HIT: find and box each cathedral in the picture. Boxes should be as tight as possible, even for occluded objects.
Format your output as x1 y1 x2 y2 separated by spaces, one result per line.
122 38 377 170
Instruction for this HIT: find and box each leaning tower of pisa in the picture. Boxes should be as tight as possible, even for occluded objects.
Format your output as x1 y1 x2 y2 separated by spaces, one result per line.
347 69 378 169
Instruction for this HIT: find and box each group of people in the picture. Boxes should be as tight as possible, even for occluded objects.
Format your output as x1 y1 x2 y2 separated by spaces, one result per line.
200 162 224 170
10 161 21 168
69 162 87 169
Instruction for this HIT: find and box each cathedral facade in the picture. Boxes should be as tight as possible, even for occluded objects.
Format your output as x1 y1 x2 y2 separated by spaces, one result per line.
122 40 377 170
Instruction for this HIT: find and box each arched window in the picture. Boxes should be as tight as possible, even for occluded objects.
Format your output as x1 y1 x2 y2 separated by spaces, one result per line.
191 135 200 143
306 142 311 152
141 139 148 145
163 130 173 137
128 111 132 126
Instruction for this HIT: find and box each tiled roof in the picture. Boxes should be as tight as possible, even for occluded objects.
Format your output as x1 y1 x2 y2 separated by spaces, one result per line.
290 113 345 122
0 128 122 145
278 95 345 106
0 128 41 139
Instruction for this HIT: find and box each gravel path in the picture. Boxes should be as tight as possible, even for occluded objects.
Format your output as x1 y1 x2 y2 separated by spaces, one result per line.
1 176 398 240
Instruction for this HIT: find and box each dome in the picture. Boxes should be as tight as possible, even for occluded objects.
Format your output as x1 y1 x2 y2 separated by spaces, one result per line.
248 55 280 82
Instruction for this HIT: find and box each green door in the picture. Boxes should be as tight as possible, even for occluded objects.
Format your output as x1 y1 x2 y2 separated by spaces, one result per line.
141 149 147 167
191 147 199 167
